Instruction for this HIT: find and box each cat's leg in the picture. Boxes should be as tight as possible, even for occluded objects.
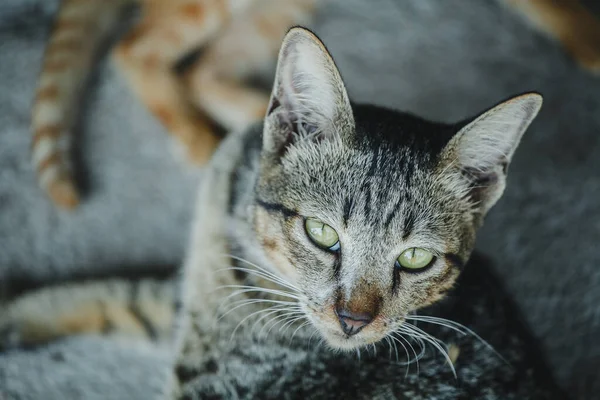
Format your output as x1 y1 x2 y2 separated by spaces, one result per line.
0 278 175 349
506 0 600 72
183 0 318 132
112 0 231 164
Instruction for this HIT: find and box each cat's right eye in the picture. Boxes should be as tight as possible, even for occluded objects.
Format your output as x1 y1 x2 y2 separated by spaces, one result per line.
396 248 435 271
305 218 340 252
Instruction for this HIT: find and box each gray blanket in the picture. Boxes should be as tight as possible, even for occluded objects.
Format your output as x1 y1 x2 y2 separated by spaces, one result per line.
1 0 599 399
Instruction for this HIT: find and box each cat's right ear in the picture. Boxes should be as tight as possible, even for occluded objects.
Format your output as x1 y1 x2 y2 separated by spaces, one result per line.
262 27 354 157
440 93 543 215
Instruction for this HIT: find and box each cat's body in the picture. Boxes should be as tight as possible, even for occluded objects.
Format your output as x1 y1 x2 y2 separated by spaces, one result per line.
5 26 571 399
30 0 600 211
172 120 566 399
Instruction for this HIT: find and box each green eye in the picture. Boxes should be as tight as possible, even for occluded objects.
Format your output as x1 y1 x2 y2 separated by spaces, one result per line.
396 248 434 270
305 218 340 251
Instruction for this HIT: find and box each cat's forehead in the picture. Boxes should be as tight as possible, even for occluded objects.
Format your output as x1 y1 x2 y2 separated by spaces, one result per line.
351 104 457 154
284 104 456 170
283 152 452 233
281 104 457 196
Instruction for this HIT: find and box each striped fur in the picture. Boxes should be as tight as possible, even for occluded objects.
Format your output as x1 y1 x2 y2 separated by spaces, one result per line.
32 0 318 210
0 277 176 349
31 0 126 209
5 27 564 398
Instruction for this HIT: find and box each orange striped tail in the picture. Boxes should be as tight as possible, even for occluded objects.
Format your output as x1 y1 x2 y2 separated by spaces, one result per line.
31 0 129 210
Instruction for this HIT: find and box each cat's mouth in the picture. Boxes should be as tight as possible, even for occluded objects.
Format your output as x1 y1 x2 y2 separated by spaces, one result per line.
319 325 384 350
306 307 388 350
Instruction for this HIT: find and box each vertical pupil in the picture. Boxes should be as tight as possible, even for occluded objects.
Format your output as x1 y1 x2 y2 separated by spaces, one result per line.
310 224 323 238
407 248 414 262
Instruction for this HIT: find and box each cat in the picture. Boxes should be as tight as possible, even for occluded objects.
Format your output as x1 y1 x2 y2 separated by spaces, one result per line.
4 27 569 399
30 0 318 210
30 0 600 212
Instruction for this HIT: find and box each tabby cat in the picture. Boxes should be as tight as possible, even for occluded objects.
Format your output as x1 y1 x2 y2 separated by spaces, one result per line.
5 27 568 399
30 0 600 211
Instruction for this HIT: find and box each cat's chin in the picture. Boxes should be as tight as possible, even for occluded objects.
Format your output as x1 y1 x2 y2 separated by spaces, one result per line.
318 327 384 351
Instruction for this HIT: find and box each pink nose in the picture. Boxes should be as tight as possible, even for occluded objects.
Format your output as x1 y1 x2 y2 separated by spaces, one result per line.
335 308 373 336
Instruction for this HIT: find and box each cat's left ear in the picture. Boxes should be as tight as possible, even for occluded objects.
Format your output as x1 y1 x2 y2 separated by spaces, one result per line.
262 27 354 157
441 93 543 214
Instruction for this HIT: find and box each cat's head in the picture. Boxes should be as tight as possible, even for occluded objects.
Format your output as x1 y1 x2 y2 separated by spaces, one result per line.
252 27 542 350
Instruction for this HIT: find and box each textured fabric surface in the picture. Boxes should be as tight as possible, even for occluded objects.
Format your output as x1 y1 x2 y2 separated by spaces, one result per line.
0 0 598 399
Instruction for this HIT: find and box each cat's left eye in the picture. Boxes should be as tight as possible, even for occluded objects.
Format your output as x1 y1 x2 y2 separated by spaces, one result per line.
396 248 435 271
305 218 340 252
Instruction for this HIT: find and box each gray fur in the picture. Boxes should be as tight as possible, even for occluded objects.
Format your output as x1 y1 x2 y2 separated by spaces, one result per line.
1 0 599 399
170 29 553 398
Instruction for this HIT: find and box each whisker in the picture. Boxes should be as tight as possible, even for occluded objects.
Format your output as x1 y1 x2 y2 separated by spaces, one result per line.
406 316 464 333
267 311 304 337
262 312 299 338
219 298 298 315
400 324 457 378
251 309 286 336
400 332 423 376
399 324 442 351
279 314 307 334
218 298 298 321
307 328 319 348
384 336 393 360
412 335 427 363
218 292 296 309
215 285 301 301
215 292 295 316
224 297 299 307
390 335 400 363
316 337 325 351
390 332 417 379
290 320 312 343
220 254 301 291
406 315 509 366
257 310 302 339
400 330 426 364
229 305 291 342
215 266 299 293
371 343 377 357
250 308 300 337
388 334 412 378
